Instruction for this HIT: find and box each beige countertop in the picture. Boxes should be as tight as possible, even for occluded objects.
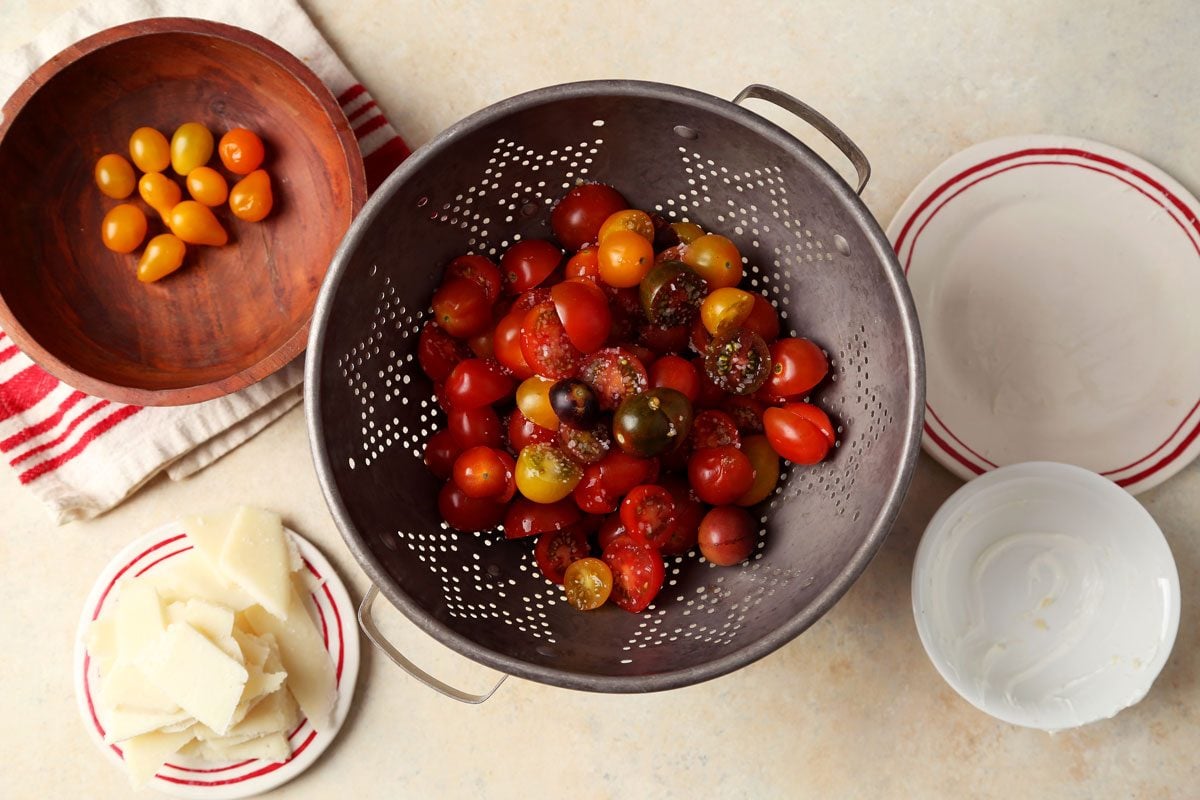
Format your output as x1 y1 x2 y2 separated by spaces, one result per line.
1 1 1196 798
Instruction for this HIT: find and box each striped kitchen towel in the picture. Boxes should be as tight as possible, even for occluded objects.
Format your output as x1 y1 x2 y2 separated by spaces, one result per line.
0 0 410 523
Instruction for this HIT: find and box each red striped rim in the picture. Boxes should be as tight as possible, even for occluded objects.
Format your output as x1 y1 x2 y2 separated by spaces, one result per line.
898 147 1200 487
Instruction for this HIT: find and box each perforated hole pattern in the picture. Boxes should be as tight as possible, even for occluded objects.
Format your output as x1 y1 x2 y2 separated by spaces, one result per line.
314 84 917 689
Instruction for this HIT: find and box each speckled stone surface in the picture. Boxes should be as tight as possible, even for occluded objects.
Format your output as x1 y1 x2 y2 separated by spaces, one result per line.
1 1 1196 798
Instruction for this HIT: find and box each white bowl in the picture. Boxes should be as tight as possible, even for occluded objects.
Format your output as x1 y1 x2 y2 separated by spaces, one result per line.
912 462 1180 731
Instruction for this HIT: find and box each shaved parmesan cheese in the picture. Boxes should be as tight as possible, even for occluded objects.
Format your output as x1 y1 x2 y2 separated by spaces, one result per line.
166 599 242 663
141 623 248 735
99 663 177 714
181 508 239 568
102 708 191 744
219 507 292 619
114 579 164 665
206 731 291 763
122 728 194 788
86 615 118 675
243 590 335 731
148 552 253 611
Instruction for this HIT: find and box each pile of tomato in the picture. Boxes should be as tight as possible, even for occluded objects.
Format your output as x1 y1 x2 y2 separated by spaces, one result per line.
419 183 836 614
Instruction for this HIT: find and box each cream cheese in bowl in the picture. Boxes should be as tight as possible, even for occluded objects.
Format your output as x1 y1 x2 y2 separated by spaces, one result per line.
912 462 1180 731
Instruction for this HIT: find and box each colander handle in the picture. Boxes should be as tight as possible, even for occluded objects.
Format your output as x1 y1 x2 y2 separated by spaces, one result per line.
358 585 508 704
733 84 871 195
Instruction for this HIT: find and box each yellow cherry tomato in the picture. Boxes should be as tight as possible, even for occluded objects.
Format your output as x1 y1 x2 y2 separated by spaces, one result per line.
170 122 214 175
186 166 229 207
100 204 147 253
597 229 654 288
670 221 704 245
683 233 744 289
128 127 170 173
516 375 560 430
563 557 612 610
168 200 228 246
736 434 781 506
218 128 265 175
597 209 654 244
138 172 182 220
515 443 582 503
228 169 273 222
94 154 135 199
136 234 187 283
701 287 756 337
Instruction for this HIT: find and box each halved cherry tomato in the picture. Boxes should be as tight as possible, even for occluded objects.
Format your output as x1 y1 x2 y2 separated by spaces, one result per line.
501 239 562 294
512 287 551 315
218 128 265 175
783 402 836 445
516 375 560 430
424 429 462 479
723 396 766 433
551 277 611 353
763 403 833 464
94 153 135 199
492 311 534 379
683 233 743 289
447 254 503 302
453 446 516 500
698 506 757 566
521 300 583 379
578 347 648 410
602 539 665 613
563 557 613 610
228 169 273 222
690 316 712 355
551 183 628 250
418 321 470 382
736 434 781 506
658 477 704 555
670 221 705 245
745 294 781 343
129 127 171 173
656 243 688 264
598 209 654 243
572 451 660 514
446 406 503 450
444 358 514 410
438 482 506 532
515 443 583 503
506 410 557 452
598 229 654 288
432 278 492 339
701 288 755 337
535 527 591 584
693 359 727 408
765 338 829 400
638 321 690 355
648 354 700 402
504 496 581 538
101 204 147 253
597 514 630 551
640 261 706 328
558 422 611 465
620 484 676 548
704 329 771 395
186 166 229 207
564 247 600 281
688 445 755 505
692 410 741 450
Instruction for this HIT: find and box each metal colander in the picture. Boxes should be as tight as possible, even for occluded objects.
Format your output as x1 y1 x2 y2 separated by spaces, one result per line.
305 81 924 697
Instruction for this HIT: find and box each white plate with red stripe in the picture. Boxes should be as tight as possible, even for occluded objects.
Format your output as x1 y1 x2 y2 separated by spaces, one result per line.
889 135 1200 493
73 522 359 798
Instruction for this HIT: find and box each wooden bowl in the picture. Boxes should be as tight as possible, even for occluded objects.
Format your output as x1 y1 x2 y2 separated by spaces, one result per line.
0 18 367 405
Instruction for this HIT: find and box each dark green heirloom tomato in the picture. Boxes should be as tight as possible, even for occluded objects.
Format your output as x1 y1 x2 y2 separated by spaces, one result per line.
549 378 600 429
612 388 694 457
703 329 771 395
639 261 707 327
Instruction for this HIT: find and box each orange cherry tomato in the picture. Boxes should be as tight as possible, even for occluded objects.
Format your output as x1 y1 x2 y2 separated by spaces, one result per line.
128 127 170 173
562 557 612 610
94 154 135 199
597 229 654 288
170 122 214 175
138 172 182 220
228 169 273 222
218 128 265 175
186 166 229 207
597 209 654 244
700 287 755 337
168 200 228 246
136 234 187 283
684 233 743 289
100 204 147 253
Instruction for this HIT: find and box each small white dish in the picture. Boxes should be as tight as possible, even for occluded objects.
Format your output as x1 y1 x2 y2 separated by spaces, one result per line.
888 135 1200 494
912 462 1179 731
74 522 359 799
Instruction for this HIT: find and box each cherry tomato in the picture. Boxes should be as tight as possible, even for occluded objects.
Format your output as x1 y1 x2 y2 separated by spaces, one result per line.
745 294 781 343
424 429 462 479
94 153 135 199
439 481 506 532
700 288 755 337
515 443 583 503
506 410 556 452
597 515 629 551
763 404 833 464
578 347 648 410
657 477 704 555
218 128 265 175
670 221 705 245
564 247 600 281
548 378 599 429
100 204 147 253
620 484 676 548
501 239 561 294
602 539 665 613
432 277 491 339
688 445 755 505
683 233 743 289
723 396 766 434
698 506 757 566
468 331 494 358
516 375 560 430
512 287 551 316
444 358 514 410
136 234 187 283
228 169 273 222
704 329 771 395
656 243 688 264
692 410 741 450
573 451 660 514
651 213 679 250
447 254 503 302
693 359 728 407
535 527 591 584
504 496 581 538
639 261 706 327
446 406 503 450
185 166 228 207
558 422 612 465
598 209 654 243
138 172 182 220
780 402 835 444
453 446 516 499
604 286 643 344
168 201 228 246
551 183 628 250
170 122 214 175
128 127 170 173
612 387 694 458
492 311 535 379
563 557 613 610
736 434 781 506
689 315 712 355
648 355 700 402
766 338 829 400
418 321 469 382
638 321 691 355
521 300 583 379
551 278 611 353
598 229 654 288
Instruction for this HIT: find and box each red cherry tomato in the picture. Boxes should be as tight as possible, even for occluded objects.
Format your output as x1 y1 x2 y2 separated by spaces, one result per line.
438 482 506 532
551 278 612 353
783 402 836 445
446 406 503 450
597 514 630 551
521 300 583 379
698 506 757 566
688 445 756 505
692 410 741 450
493 311 535 379
564 247 600 281
431 277 492 339
418 321 470 383
572 451 660 514
578 347 649 411
444 358 515 410
619 484 677 548
512 287 552 315
501 239 562 294
763 404 833 464
551 183 628 250
602 539 665 613
723 396 766 434
689 316 711 355
604 286 643 344
453 446 516 500
693 359 727 408
745 294 781 343
648 354 700 402
657 477 704 555
423 429 461 479
503 497 582 539
638 321 690 355
534 527 591 584
506 410 557 453
766 338 829 400
446 254 503 302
